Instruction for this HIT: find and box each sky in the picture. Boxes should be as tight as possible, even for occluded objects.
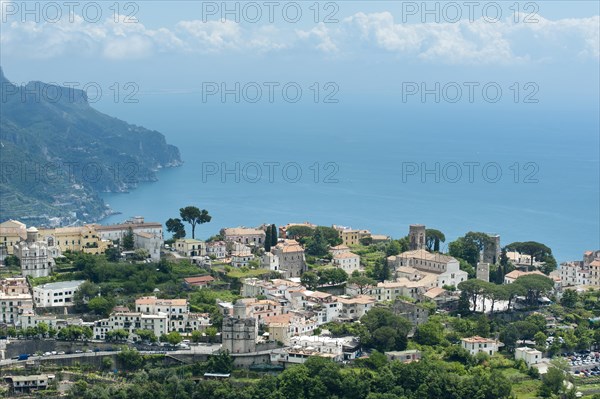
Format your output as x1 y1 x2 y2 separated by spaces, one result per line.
1 1 598 100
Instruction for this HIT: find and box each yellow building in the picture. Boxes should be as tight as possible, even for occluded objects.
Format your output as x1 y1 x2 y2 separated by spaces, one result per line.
0 220 27 255
38 225 110 255
333 225 371 246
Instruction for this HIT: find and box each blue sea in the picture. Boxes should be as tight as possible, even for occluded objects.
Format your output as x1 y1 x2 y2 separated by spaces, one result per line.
97 94 599 263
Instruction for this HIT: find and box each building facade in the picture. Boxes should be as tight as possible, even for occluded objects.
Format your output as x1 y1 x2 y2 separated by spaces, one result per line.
222 301 257 354
221 227 266 247
409 224 426 251
332 252 361 274
14 228 60 278
461 336 502 356
271 240 307 278
33 280 85 308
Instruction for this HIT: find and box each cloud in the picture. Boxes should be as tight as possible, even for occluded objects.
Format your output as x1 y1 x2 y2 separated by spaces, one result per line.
296 23 339 53
1 8 598 64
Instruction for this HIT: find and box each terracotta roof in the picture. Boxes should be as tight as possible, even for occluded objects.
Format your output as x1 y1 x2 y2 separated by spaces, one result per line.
590 260 600 268
335 295 375 305
423 287 446 299
462 336 498 344
97 222 162 231
333 252 360 259
399 249 455 264
135 296 187 306
223 227 265 236
505 270 545 279
265 313 292 324
330 245 350 251
305 290 332 299
185 276 215 285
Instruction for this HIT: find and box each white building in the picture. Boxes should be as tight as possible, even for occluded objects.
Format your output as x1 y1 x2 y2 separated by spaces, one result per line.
33 280 85 308
270 335 360 365
134 296 209 334
206 241 227 259
461 336 502 356
96 217 163 242
515 347 543 367
174 239 206 257
329 245 350 257
14 227 60 278
135 296 188 317
332 252 361 274
6 374 55 393
262 252 280 272
134 232 162 260
221 227 266 246
0 277 33 325
232 253 254 268
389 249 468 288
335 295 375 320
93 312 168 340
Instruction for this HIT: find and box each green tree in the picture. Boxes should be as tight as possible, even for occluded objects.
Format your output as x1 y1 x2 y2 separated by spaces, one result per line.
135 329 157 343
301 272 320 290
36 322 49 338
106 329 129 342
179 206 211 239
385 240 402 257
371 257 391 282
457 291 471 315
117 347 143 371
87 296 115 317
206 351 234 373
265 225 272 252
306 229 329 257
205 326 218 343
270 224 278 246
514 274 555 306
122 227 135 250
360 308 411 352
191 330 202 343
105 246 121 262
318 268 348 286
165 331 182 346
534 331 548 350
505 282 527 311
506 241 555 272
286 225 315 240
315 226 343 247
166 217 186 239
101 357 113 371
561 289 578 308
458 279 487 312
486 284 508 314
47 327 57 338
539 363 565 397
3 255 20 268
475 315 491 337
425 229 446 252
414 320 446 346
348 275 377 294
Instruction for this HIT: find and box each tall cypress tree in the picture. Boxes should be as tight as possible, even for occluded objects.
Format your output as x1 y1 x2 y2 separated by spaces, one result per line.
265 226 272 252
271 224 278 246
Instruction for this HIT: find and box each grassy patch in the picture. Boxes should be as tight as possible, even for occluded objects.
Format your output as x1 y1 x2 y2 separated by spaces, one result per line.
511 377 541 399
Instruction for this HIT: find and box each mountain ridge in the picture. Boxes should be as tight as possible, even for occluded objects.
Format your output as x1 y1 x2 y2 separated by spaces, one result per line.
0 67 182 226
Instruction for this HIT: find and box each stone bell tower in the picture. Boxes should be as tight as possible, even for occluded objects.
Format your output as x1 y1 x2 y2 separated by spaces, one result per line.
409 224 426 251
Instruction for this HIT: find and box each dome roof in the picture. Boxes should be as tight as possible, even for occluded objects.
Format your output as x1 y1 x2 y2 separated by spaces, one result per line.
27 227 39 233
